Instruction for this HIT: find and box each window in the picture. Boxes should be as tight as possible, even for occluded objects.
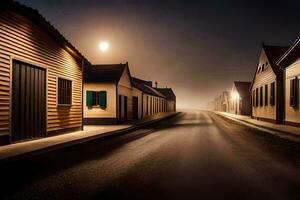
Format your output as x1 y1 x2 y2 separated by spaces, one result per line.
146 96 149 115
270 82 275 106
92 91 99 106
266 62 268 66
58 78 72 105
86 91 107 108
252 90 255 107
264 84 268 106
290 77 299 107
255 88 258 107
150 97 152 115
257 68 261 74
261 64 265 72
260 87 263 107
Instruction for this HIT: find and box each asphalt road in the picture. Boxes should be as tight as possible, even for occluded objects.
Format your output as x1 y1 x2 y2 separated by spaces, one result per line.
1 111 300 200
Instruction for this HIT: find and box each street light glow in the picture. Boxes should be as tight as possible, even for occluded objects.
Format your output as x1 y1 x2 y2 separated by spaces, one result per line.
99 41 109 52
232 92 240 100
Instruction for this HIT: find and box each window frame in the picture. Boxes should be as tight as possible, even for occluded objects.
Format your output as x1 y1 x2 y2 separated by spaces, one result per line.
92 91 100 107
290 77 299 108
264 84 268 106
270 82 275 106
252 90 255 107
57 77 72 106
255 88 258 107
260 86 263 107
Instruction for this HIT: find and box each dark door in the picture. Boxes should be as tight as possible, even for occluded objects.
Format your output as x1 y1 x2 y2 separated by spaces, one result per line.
132 96 138 120
12 60 46 142
124 96 128 122
118 95 122 122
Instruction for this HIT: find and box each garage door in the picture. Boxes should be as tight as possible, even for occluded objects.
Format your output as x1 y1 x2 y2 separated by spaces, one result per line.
11 60 46 142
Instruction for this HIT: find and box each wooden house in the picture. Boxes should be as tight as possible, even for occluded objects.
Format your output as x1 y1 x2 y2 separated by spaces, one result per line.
157 88 176 112
83 63 134 124
229 81 251 116
0 1 90 144
132 77 167 119
250 45 288 123
277 38 300 126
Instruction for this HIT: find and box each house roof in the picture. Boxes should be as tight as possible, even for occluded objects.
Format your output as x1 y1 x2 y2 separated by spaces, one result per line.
277 37 300 68
233 81 251 98
132 77 166 98
250 44 288 90
156 88 176 101
263 45 289 75
84 64 128 83
1 0 91 65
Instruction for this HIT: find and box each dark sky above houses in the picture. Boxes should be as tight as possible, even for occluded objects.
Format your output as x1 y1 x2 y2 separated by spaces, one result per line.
18 0 300 109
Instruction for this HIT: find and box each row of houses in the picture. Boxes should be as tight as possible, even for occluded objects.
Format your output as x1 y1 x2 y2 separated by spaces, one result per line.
215 38 300 127
214 81 251 116
83 64 176 125
0 1 176 145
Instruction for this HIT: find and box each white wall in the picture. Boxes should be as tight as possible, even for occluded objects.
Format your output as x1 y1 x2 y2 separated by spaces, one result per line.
252 49 276 120
83 83 116 118
285 58 300 123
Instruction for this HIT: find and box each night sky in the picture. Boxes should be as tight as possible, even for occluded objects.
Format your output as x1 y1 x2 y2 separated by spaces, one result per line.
18 0 300 109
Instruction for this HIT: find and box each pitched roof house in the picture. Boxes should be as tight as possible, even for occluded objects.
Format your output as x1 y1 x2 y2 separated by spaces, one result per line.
229 81 251 115
277 37 300 126
250 44 288 123
0 0 90 144
156 88 176 112
83 63 134 124
132 77 168 119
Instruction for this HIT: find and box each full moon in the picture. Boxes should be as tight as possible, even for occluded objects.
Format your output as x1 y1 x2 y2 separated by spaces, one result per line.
99 41 109 52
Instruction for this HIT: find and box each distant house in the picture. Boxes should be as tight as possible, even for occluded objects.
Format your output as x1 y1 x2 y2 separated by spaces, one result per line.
83 63 133 124
157 88 176 112
0 1 90 144
277 38 300 126
132 78 167 119
229 81 251 116
223 91 230 112
250 45 288 123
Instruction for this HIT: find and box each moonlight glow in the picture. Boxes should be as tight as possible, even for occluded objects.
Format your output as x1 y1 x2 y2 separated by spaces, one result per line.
99 41 109 52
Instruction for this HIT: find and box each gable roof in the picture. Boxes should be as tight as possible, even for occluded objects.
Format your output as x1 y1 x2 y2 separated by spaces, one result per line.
1 0 90 65
84 64 128 83
233 81 251 98
132 77 166 98
250 44 288 90
277 37 300 68
156 88 176 101
263 45 289 74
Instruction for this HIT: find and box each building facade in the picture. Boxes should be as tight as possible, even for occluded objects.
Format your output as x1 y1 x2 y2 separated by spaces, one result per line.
250 45 288 123
229 81 251 116
83 63 133 124
277 38 300 126
0 1 89 144
132 77 168 119
157 88 176 112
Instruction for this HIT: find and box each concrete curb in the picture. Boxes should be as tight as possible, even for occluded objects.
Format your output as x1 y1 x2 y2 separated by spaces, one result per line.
0 112 181 166
215 112 300 141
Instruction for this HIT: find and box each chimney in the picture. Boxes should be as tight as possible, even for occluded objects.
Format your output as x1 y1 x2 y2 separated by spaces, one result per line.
155 81 157 88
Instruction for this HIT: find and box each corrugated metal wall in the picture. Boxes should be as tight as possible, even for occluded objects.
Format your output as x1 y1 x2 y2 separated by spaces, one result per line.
12 60 46 141
0 10 82 139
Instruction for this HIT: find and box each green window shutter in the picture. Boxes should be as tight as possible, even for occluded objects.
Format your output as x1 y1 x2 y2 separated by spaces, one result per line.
86 91 93 106
99 91 107 108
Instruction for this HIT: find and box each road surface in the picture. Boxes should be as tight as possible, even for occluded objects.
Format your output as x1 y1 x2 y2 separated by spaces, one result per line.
1 111 300 199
